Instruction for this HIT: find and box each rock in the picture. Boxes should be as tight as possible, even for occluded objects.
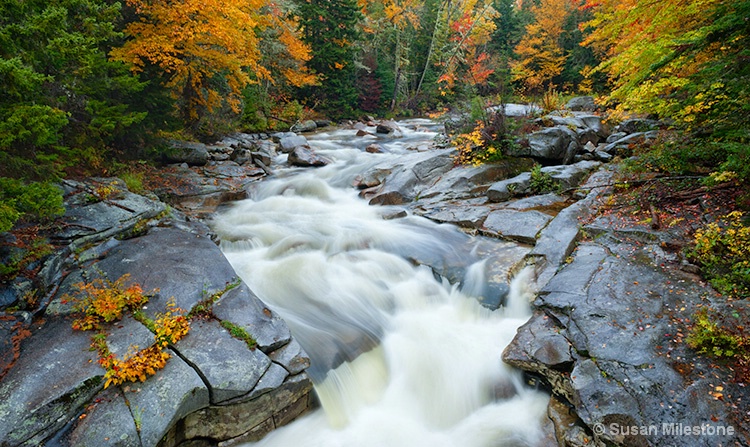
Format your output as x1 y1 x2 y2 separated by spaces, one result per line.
505 188 743 447
268 339 311 375
540 160 601 190
420 204 493 229
64 387 140 447
529 168 612 289
418 159 535 205
0 312 31 376
314 119 332 128
213 283 293 354
511 126 580 163
174 319 272 403
482 209 553 244
231 148 253 165
176 373 312 445
594 150 613 162
486 161 599 203
278 135 308 153
287 146 331 167
125 349 210 447
367 149 455 205
55 178 167 251
616 118 661 134
565 96 597 112
376 120 401 135
0 318 104 446
68 227 242 317
251 141 276 167
163 141 209 166
599 131 660 157
365 144 384 153
487 172 531 203
290 120 317 133
606 132 628 143
576 127 600 146
145 164 258 216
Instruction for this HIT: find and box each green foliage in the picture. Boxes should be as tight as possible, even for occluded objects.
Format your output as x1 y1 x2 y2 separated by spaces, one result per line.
583 0 750 170
0 0 151 181
687 211 750 300
624 135 731 178
0 178 64 232
687 307 745 359
297 0 363 119
220 320 257 350
529 163 556 194
119 171 144 194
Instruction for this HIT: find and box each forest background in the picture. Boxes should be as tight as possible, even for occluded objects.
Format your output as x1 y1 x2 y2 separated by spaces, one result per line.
0 0 748 233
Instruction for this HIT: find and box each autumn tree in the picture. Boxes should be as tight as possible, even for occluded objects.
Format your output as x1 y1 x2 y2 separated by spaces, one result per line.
433 0 498 97
112 0 313 130
511 0 574 94
582 0 750 180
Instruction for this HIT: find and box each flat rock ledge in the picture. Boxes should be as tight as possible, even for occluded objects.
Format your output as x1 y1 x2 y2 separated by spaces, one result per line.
0 178 313 447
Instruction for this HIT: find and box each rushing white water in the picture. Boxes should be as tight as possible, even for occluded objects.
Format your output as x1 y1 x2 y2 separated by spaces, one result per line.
213 120 549 447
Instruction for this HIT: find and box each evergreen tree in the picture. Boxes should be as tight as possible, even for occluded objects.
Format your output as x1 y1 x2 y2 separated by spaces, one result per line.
296 0 363 119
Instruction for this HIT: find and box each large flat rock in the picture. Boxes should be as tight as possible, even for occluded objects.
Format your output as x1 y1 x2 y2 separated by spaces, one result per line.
174 319 272 404
0 318 104 446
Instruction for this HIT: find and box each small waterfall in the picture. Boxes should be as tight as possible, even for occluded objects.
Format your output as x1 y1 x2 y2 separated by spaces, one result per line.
213 120 548 447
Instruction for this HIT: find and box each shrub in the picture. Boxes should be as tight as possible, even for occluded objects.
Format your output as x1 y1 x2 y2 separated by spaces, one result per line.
687 211 750 300
67 274 190 388
529 164 557 194
686 307 743 358
0 178 64 232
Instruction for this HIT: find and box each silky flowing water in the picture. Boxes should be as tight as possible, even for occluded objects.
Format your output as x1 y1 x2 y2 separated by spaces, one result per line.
213 120 549 447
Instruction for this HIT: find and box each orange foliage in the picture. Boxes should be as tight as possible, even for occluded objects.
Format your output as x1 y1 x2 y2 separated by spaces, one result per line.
111 0 314 121
68 275 190 388
69 274 150 331
512 0 573 93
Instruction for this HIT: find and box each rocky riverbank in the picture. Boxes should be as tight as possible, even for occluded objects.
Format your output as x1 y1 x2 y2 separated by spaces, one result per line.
1 103 746 446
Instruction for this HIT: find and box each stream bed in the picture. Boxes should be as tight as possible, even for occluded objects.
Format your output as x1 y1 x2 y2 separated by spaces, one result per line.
212 121 549 447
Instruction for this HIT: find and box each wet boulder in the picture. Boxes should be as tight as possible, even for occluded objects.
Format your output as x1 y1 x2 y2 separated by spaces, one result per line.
287 146 331 167
278 135 309 154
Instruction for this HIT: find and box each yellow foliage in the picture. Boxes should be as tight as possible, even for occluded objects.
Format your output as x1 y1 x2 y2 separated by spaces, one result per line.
512 0 571 93
68 274 150 331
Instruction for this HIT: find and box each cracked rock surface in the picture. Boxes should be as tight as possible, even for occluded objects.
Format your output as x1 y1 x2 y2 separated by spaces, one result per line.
0 178 312 447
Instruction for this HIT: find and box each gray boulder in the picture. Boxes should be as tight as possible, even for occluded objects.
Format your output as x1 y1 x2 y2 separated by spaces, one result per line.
482 209 553 244
511 126 580 163
163 141 209 166
376 120 401 135
366 149 455 205
565 96 597 111
278 135 309 154
616 118 661 134
290 120 318 133
287 146 331 167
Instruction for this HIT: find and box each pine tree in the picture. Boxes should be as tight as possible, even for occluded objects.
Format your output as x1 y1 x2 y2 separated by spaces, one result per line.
296 0 363 119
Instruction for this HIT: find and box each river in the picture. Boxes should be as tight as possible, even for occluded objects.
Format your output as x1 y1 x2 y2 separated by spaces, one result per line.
212 120 549 447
